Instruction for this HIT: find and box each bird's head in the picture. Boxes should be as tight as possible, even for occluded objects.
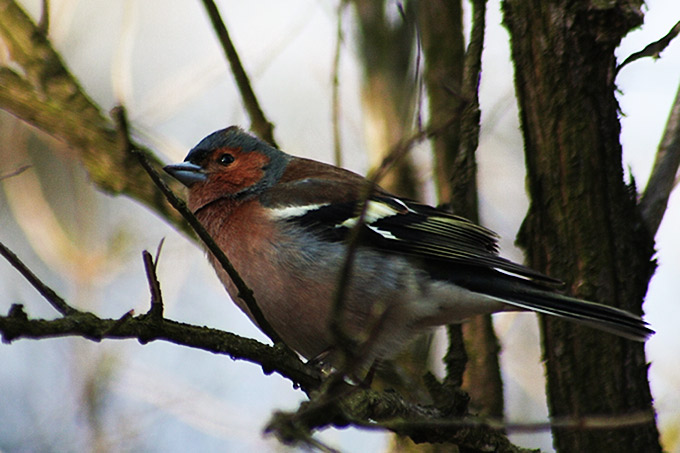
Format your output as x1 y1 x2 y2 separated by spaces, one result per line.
164 127 290 211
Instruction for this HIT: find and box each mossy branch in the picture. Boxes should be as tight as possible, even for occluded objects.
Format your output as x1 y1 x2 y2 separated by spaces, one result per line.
0 0 188 234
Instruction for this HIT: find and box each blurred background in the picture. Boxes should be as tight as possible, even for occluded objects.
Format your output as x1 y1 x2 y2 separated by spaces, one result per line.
0 0 678 451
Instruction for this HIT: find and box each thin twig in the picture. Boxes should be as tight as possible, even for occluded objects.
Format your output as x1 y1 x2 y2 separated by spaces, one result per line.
330 127 427 351
0 164 31 181
461 0 486 100
38 0 49 34
111 106 283 345
369 117 455 183
376 409 656 434
331 0 347 167
142 250 164 318
328 179 376 366
639 81 680 235
0 241 77 316
199 0 277 147
154 237 165 265
329 117 458 370
617 20 680 74
330 150 415 369
446 0 488 390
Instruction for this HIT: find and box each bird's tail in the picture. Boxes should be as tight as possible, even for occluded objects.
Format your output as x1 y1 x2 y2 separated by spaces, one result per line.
453 270 653 341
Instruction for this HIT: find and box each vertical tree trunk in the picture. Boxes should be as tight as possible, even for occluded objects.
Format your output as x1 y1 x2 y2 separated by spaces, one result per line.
420 0 503 419
502 1 660 451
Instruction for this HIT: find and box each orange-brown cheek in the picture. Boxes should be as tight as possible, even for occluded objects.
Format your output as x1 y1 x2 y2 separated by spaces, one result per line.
213 152 269 193
187 151 271 211
236 153 269 186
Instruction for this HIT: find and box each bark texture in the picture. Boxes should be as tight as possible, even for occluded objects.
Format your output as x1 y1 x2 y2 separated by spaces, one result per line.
502 0 660 451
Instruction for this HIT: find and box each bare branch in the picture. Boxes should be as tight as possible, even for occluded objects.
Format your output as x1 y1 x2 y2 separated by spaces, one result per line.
199 0 277 147
331 0 348 167
453 0 505 418
0 241 76 316
0 301 528 451
328 178 375 368
0 306 319 390
462 0 486 103
639 81 680 235
0 237 317 389
38 0 49 33
267 383 529 453
0 164 31 181
153 237 165 265
617 20 680 74
270 367 653 452
142 250 164 318
378 409 655 435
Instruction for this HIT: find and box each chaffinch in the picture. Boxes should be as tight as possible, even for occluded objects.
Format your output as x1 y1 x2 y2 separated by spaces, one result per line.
164 126 652 365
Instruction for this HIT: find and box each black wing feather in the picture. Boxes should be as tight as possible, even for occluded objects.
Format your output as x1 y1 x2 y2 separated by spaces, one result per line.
284 195 561 286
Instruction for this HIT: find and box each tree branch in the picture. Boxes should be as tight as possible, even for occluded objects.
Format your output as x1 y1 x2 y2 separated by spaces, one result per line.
0 163 31 181
0 241 76 316
0 1 188 234
455 0 505 419
617 20 680 73
267 384 534 453
331 0 348 167
0 305 319 390
639 81 680 235
142 248 164 319
328 120 452 371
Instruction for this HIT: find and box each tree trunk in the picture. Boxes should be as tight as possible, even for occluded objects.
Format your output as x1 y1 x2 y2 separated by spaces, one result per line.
419 0 503 419
502 0 660 451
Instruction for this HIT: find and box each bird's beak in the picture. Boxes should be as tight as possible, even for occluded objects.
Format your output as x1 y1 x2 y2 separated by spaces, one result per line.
164 162 207 187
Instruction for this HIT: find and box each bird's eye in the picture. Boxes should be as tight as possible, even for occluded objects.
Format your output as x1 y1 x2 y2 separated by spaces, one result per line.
218 153 235 166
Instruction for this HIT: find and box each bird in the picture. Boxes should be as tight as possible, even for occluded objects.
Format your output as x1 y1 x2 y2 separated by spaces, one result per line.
164 126 653 367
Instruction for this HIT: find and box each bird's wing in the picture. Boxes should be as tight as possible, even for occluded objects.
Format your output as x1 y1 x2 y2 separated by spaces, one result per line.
262 178 561 286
